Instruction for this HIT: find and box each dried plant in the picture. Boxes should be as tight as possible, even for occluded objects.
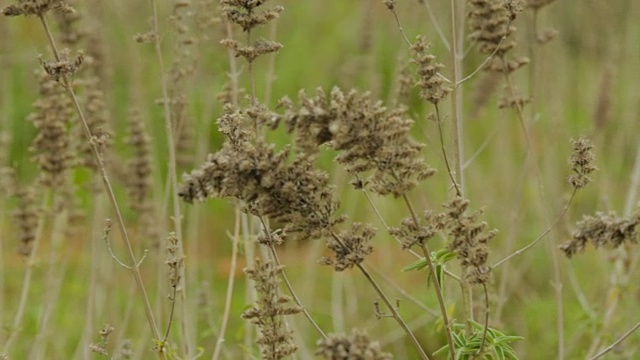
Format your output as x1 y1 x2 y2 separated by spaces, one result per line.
315 329 393 360
241 259 301 360
561 212 639 258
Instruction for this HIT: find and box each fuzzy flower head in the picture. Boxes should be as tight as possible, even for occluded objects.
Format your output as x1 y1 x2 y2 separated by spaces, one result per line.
410 36 451 104
278 87 436 197
568 137 596 189
561 212 639 258
316 329 393 360
2 0 72 17
443 197 497 284
242 259 301 359
320 223 376 272
179 124 340 241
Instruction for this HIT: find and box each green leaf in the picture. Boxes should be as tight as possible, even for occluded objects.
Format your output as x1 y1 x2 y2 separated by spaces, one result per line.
401 257 428 272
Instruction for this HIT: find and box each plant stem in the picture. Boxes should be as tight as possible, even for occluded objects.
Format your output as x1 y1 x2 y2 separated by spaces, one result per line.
37 14 163 352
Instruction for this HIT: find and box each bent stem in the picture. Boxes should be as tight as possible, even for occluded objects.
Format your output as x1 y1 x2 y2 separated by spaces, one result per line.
491 190 576 269
212 206 242 360
402 194 456 360
329 230 431 360
2 191 50 353
37 14 163 350
148 0 191 355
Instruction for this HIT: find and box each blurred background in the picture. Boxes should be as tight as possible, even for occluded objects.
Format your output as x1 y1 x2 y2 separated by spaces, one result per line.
1 0 640 358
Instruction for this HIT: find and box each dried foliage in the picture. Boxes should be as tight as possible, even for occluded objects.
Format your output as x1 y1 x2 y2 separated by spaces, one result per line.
316 329 393 360
561 212 640 258
242 260 300 360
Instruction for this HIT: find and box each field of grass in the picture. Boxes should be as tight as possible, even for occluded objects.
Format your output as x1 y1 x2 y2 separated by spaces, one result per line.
1 0 640 359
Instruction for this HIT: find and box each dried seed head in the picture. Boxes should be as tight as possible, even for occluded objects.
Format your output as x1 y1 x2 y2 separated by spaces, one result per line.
28 70 75 188
2 0 73 17
467 0 517 56
166 232 184 291
568 137 597 189
242 259 300 359
561 212 639 258
410 36 451 104
125 109 153 215
12 185 39 257
39 49 84 83
279 87 436 197
316 329 393 360
221 0 284 32
383 0 396 10
221 38 283 63
443 197 497 284
320 223 376 271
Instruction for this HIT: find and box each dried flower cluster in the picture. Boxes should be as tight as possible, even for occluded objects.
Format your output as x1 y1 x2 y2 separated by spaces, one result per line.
241 260 301 360
221 0 284 32
315 329 393 360
39 49 84 83
166 232 184 295
89 324 114 356
320 223 376 271
410 36 451 104
221 0 283 62
278 87 436 197
568 137 596 189
125 109 153 215
28 70 75 188
561 212 639 258
179 116 339 240
12 185 39 257
389 211 447 249
2 0 72 17
467 0 519 57
443 197 497 284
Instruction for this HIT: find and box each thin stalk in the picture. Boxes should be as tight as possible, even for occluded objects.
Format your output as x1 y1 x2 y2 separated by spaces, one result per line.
330 231 430 360
212 206 242 360
402 194 456 360
589 320 640 360
37 14 163 349
499 55 565 359
435 104 461 197
256 216 327 339
448 1 471 334
491 190 576 268
2 191 50 353
148 0 191 355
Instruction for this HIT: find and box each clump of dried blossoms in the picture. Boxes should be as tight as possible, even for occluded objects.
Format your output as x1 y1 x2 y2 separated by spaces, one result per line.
220 0 283 63
11 185 39 257
410 35 451 105
242 260 301 360
28 69 75 188
2 0 72 17
278 87 436 197
179 105 340 241
568 137 597 189
320 223 376 271
316 329 393 360
443 197 497 284
561 212 640 258
389 211 448 249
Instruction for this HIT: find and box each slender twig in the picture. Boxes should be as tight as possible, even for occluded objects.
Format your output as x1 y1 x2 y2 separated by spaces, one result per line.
330 230 431 360
435 104 461 197
148 0 191 355
401 194 456 360
419 0 451 51
476 283 490 356
37 13 163 350
2 191 50 353
212 207 242 360
491 190 576 268
589 320 640 360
